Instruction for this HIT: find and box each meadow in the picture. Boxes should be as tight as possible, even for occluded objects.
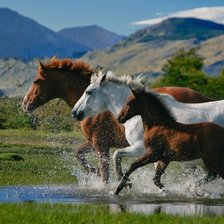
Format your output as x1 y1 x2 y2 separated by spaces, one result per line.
1 129 224 223
1 49 224 223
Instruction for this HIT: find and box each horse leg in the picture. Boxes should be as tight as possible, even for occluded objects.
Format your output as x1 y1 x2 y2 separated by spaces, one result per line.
197 159 219 186
153 161 170 189
96 149 110 184
112 141 145 181
75 141 99 175
114 150 158 195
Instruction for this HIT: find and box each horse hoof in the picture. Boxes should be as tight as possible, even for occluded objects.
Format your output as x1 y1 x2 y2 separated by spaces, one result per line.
153 178 164 189
89 167 101 177
114 175 130 195
125 182 132 189
114 185 123 195
158 184 164 189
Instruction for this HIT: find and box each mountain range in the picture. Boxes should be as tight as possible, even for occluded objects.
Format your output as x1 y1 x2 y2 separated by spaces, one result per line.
82 17 224 76
0 8 124 59
1 10 224 97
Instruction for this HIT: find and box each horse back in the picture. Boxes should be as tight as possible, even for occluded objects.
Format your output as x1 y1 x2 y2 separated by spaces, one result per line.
153 87 213 103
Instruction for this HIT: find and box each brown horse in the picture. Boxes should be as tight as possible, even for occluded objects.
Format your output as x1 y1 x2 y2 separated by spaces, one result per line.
22 57 213 183
115 87 224 195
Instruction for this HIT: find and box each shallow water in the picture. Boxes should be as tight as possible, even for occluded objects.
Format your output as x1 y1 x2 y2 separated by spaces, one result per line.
2 149 224 216
1 184 224 216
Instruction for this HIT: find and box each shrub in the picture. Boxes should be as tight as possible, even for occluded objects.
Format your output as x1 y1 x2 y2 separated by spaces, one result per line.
152 48 224 100
0 98 78 132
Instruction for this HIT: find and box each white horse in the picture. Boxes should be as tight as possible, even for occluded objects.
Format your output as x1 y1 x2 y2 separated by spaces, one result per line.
72 71 224 181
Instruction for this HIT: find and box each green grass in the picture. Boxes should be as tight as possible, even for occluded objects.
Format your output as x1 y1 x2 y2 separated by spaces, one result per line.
0 203 224 224
1 129 224 223
0 129 83 186
0 152 24 161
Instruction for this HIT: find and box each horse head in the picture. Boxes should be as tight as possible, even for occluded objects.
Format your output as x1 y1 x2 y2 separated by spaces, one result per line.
72 71 108 121
117 89 141 123
22 57 93 113
22 60 58 113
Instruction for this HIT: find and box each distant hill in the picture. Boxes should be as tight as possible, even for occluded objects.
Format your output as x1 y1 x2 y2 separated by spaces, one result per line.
82 18 224 76
0 8 90 59
0 8 123 59
1 17 224 97
58 25 124 50
120 17 224 45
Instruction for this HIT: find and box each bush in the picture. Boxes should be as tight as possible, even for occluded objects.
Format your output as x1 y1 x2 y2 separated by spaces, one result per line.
0 98 78 132
33 99 75 132
152 48 224 100
0 97 36 129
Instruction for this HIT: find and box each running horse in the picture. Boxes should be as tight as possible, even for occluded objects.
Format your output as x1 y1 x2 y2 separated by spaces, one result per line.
22 57 213 183
72 72 222 182
115 86 224 195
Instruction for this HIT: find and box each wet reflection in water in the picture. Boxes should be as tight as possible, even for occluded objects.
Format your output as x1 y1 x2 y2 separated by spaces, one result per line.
1 185 224 216
110 203 224 216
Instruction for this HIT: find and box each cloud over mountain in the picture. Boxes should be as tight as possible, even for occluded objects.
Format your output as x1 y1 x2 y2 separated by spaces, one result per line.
132 7 224 26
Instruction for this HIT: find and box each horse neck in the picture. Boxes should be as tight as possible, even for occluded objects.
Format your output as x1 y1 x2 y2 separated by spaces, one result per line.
55 72 91 107
140 93 175 128
102 82 132 117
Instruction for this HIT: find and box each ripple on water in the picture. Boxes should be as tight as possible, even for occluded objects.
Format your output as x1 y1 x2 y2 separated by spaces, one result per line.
2 161 224 216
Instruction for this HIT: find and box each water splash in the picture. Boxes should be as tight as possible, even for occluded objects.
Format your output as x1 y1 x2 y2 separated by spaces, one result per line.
47 136 224 200
66 156 224 200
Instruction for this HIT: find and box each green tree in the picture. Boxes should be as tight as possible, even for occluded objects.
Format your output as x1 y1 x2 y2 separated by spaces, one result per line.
153 48 208 90
205 72 224 100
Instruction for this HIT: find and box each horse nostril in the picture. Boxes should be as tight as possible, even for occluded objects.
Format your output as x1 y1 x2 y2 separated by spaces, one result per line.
72 110 77 120
77 111 84 121
72 110 84 121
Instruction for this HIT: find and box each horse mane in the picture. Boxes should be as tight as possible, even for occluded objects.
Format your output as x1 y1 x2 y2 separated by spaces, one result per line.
104 72 176 121
105 71 149 91
39 57 94 79
143 90 176 122
92 71 175 121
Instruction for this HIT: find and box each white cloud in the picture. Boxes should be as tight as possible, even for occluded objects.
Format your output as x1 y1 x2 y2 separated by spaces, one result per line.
132 7 224 26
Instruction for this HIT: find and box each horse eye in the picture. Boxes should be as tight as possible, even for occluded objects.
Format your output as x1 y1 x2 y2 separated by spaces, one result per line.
86 90 92 95
34 79 41 84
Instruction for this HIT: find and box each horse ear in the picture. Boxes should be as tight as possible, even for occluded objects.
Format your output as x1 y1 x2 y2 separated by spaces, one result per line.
38 61 46 78
131 89 139 98
95 65 103 73
90 72 98 83
51 55 57 62
100 73 107 85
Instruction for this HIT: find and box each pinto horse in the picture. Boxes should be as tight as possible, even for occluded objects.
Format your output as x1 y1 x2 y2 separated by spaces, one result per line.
115 87 224 195
22 57 213 183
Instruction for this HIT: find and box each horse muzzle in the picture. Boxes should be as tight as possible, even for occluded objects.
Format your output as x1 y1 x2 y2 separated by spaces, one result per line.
72 110 84 121
21 102 35 113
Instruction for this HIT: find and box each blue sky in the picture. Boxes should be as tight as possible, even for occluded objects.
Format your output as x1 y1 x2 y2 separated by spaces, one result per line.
0 0 223 35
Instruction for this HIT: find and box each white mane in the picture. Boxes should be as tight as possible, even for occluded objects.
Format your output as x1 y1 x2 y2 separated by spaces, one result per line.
90 70 149 89
104 71 177 103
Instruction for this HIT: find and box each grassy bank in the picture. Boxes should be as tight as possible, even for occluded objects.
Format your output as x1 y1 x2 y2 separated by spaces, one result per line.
0 129 83 186
1 129 224 223
0 203 224 224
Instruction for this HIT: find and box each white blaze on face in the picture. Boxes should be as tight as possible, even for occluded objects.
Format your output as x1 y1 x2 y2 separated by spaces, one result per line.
22 86 33 112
